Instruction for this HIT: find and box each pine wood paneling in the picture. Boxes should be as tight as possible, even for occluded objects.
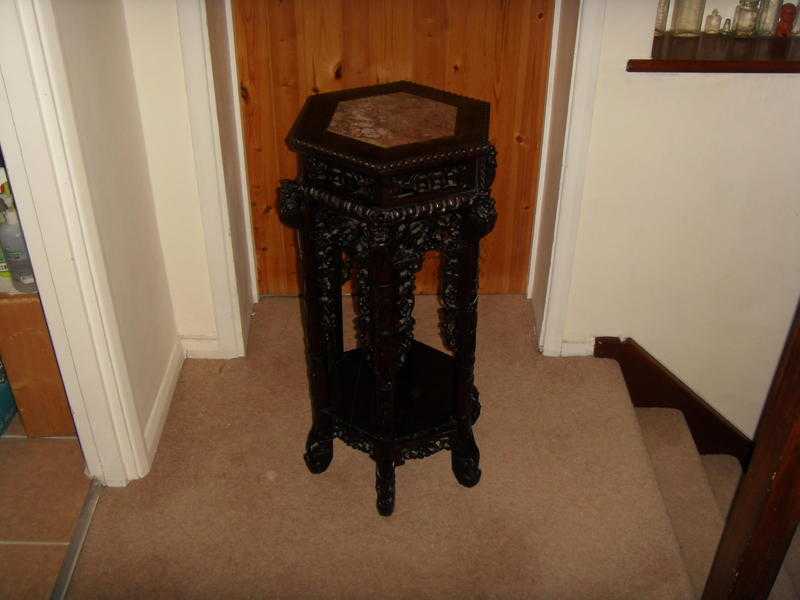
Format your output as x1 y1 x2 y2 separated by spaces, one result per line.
234 0 554 295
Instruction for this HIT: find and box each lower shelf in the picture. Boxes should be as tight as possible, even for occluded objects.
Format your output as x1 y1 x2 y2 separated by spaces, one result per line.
327 341 456 444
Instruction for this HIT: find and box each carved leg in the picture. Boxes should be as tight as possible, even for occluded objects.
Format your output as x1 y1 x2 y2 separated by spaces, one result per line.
296 207 343 475
375 458 396 516
451 425 481 487
364 225 407 516
304 428 333 474
470 385 481 425
446 233 484 488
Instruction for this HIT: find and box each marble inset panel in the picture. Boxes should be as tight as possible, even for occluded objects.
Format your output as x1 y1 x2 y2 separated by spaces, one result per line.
327 92 457 148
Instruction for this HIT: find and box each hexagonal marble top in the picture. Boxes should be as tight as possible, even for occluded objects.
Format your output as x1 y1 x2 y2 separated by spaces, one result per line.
327 92 457 149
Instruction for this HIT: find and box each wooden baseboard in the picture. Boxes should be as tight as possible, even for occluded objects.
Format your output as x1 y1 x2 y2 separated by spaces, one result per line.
595 337 753 469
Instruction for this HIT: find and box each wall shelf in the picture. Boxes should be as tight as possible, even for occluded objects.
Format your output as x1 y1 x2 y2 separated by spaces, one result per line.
629 34 800 73
628 59 800 73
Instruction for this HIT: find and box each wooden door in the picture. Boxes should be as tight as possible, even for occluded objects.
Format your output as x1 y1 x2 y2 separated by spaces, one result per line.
234 0 553 295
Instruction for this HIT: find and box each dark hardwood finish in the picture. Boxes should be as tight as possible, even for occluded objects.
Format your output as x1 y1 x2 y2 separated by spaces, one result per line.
280 82 496 516
627 59 800 73
595 337 752 468
703 298 800 600
628 34 800 73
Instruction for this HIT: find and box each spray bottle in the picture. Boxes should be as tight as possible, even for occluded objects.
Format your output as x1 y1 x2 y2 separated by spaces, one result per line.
0 192 36 293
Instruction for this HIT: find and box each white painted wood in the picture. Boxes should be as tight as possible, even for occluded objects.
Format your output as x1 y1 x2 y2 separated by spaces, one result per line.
144 339 185 460
528 0 562 302
181 334 224 359
560 340 596 357
203 0 257 349
539 0 606 357
224 0 258 306
0 0 153 485
177 0 245 359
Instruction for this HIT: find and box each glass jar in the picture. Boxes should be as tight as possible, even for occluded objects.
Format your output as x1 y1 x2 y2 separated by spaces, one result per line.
755 0 781 37
654 0 671 35
722 18 733 35
671 0 707 36
705 9 722 34
734 0 759 37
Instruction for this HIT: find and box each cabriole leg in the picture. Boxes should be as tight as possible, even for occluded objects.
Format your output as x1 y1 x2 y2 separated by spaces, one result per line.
446 235 483 488
296 203 343 475
375 457 396 516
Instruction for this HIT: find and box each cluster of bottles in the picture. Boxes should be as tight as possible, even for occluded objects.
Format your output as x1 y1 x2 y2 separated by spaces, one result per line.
0 162 36 294
655 0 800 38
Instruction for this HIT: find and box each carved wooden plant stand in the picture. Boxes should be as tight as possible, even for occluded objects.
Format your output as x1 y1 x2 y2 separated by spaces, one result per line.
279 82 496 516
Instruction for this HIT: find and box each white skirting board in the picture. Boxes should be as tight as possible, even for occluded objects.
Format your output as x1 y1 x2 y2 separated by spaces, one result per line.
559 340 596 357
143 339 185 464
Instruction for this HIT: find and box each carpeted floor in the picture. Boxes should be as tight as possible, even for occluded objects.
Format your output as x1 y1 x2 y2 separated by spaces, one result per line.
68 296 693 599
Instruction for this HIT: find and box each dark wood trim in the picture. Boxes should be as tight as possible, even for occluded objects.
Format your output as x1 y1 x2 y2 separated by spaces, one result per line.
595 337 753 468
627 59 800 73
703 298 800 600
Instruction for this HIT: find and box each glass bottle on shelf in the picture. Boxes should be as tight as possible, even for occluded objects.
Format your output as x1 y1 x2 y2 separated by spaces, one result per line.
705 9 723 33
734 0 759 37
755 0 782 36
777 3 798 37
671 0 707 36
794 5 800 36
722 17 733 35
655 0 671 35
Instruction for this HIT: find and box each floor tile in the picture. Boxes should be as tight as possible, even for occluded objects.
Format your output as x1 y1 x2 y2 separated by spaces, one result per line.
0 543 66 599
0 439 88 541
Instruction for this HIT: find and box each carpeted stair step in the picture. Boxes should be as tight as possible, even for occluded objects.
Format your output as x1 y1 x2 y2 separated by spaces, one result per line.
637 407 796 599
701 454 798 599
636 408 727 597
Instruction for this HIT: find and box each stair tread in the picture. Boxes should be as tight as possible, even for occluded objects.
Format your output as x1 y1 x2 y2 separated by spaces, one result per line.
637 407 725 597
700 454 741 515
701 454 798 600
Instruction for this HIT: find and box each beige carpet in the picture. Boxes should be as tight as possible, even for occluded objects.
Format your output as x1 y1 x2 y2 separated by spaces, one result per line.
69 296 692 599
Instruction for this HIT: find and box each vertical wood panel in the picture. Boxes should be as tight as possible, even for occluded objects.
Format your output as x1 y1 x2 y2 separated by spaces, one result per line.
234 0 554 295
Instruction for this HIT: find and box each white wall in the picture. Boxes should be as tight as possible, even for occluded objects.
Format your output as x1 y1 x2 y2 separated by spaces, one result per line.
562 0 800 437
123 0 217 343
51 0 179 429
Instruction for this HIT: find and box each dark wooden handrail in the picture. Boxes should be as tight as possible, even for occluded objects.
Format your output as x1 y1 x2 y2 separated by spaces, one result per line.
703 297 800 599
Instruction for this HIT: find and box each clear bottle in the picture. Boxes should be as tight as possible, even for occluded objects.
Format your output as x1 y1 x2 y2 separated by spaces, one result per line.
671 0 707 36
655 0 671 35
756 0 781 36
0 198 36 293
722 18 733 35
705 9 723 33
794 6 800 36
734 0 759 37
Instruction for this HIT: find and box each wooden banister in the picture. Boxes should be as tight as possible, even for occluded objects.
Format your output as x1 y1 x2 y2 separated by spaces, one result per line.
703 298 800 599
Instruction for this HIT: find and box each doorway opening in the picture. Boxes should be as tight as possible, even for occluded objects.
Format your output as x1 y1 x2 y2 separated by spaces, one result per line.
232 0 555 297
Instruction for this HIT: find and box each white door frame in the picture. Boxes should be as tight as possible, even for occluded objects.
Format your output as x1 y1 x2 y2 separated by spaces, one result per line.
176 0 254 359
538 0 606 357
0 0 150 486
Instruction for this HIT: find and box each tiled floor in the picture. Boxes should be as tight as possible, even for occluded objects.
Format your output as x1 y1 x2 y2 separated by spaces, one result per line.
0 414 89 599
